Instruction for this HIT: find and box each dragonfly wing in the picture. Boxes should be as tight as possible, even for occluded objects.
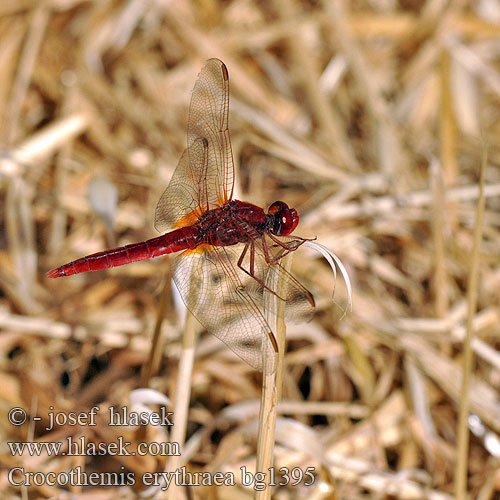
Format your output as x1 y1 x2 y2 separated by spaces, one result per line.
172 246 277 373
187 58 234 210
155 59 234 232
172 238 314 372
256 236 316 324
155 138 208 232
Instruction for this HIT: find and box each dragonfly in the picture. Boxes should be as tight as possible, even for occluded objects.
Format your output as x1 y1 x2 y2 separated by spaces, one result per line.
48 58 314 372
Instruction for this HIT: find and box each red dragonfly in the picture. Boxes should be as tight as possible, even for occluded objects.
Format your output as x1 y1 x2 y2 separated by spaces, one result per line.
48 59 314 372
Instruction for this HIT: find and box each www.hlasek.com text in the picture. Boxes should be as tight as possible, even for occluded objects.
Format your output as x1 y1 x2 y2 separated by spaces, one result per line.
8 435 180 457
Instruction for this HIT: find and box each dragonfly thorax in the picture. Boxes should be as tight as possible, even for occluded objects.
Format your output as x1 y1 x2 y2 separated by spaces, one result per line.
197 200 268 247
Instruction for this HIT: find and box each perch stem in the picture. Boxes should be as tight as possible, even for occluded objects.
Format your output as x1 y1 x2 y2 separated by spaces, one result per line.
255 253 291 500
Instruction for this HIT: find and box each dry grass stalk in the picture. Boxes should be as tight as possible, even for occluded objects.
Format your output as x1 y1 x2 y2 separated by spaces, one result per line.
454 146 487 500
255 253 292 500
163 309 199 500
430 160 448 318
140 270 171 387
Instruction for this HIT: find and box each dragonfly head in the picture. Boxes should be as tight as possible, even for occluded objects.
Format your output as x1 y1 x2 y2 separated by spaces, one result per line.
267 201 299 236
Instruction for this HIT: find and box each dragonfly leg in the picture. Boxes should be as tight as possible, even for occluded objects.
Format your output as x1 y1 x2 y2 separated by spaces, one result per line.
261 236 315 307
266 233 306 265
236 241 287 301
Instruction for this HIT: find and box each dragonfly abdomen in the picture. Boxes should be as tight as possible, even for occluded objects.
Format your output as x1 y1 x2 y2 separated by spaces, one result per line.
47 226 200 278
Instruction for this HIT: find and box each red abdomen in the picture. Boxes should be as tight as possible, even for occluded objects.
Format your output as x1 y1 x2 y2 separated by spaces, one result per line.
47 226 200 278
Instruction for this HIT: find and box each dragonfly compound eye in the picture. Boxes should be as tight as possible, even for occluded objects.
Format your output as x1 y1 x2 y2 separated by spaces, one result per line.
268 201 300 236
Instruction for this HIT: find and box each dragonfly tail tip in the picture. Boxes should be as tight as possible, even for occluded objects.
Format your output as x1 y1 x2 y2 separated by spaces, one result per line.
47 268 64 278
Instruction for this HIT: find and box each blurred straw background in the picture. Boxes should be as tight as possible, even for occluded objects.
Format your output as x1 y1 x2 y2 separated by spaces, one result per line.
1 0 500 499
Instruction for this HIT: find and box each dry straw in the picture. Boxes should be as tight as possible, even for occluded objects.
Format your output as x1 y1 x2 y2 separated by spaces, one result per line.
454 146 487 500
1 1 500 499
255 253 292 500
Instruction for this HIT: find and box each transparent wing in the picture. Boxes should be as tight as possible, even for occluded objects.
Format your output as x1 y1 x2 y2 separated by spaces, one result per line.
256 235 315 324
172 238 314 373
155 59 234 232
187 58 234 210
155 138 208 232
